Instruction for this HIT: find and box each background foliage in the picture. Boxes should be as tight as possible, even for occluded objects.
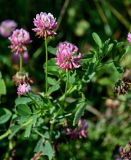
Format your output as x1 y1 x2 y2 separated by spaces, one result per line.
0 0 131 160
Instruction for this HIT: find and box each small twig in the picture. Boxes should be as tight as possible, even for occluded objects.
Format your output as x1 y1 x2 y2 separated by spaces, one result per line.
56 0 70 30
105 1 130 29
86 105 104 119
94 0 108 24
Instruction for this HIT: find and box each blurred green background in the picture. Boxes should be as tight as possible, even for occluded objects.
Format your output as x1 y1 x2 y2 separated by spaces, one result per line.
0 0 131 160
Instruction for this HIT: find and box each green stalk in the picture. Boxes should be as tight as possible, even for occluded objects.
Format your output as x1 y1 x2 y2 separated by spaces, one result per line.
0 129 10 140
59 70 70 101
65 70 69 94
50 108 62 144
45 34 48 94
50 122 54 144
19 53 23 72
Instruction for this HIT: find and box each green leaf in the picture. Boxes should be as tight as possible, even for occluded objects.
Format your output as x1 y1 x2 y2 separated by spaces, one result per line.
34 138 45 153
9 125 22 139
0 108 12 124
48 46 57 55
43 141 54 160
107 43 114 53
47 77 57 85
116 42 125 48
43 131 50 139
124 46 130 54
98 78 112 86
32 115 38 127
24 122 32 137
67 85 77 95
92 32 102 48
73 101 86 126
0 79 6 95
113 62 124 73
47 84 60 95
82 62 96 83
16 104 32 116
69 71 76 84
15 97 32 106
44 58 58 75
34 139 54 160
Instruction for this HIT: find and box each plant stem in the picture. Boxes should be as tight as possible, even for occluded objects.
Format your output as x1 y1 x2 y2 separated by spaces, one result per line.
50 108 62 144
27 93 41 108
34 129 45 138
19 53 23 72
45 34 48 94
59 71 70 101
50 121 54 144
65 70 69 94
0 129 10 140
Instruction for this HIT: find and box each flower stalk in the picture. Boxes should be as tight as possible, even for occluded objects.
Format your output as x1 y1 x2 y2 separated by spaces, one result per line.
45 34 48 94
19 53 23 72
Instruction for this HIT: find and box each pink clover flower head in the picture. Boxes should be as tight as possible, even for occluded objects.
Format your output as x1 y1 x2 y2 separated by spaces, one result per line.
9 28 31 46
17 83 31 96
33 12 57 38
9 28 31 54
56 41 82 70
127 32 131 43
0 20 17 38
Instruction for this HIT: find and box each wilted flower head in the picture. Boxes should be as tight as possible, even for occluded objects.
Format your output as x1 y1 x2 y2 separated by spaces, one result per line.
9 28 31 54
114 79 130 95
17 83 31 96
0 20 17 38
56 41 82 70
13 72 33 85
127 33 131 43
33 12 57 38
